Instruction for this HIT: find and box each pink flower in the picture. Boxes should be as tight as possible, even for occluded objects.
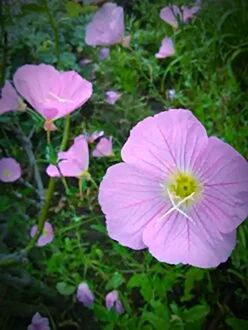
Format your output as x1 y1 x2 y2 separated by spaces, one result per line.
99 47 110 60
46 135 89 177
92 137 113 158
86 130 104 144
27 312 50 330
77 282 95 307
105 290 124 314
85 2 125 47
13 64 92 129
160 5 200 28
155 37 175 59
105 91 122 105
30 221 54 247
0 81 22 114
0 157 21 182
99 109 248 268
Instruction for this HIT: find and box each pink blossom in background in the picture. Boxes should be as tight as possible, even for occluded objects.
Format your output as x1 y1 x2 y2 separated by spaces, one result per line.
155 37 175 59
85 2 125 46
47 135 89 177
27 312 50 330
99 47 110 60
13 64 92 129
105 290 124 314
30 221 54 247
105 90 122 105
0 81 22 114
0 157 21 182
160 5 200 28
86 130 104 143
99 109 248 268
77 282 95 307
92 137 113 158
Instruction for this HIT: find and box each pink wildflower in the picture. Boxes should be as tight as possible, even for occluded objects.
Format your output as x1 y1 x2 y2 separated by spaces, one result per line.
77 282 95 307
46 135 89 177
105 290 124 314
105 90 122 105
99 109 248 268
160 5 200 28
86 130 104 144
0 81 23 114
0 157 21 182
99 47 110 60
27 312 50 330
155 37 175 59
30 221 54 247
85 2 125 46
92 137 113 158
13 64 92 130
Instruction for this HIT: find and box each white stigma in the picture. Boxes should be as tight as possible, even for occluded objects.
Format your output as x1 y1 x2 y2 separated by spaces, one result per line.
158 189 195 224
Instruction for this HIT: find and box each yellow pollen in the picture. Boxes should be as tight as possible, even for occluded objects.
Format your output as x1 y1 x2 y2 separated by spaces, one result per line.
167 172 201 206
3 169 11 177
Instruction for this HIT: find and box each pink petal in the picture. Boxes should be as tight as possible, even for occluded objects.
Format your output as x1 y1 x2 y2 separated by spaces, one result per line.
85 3 124 47
13 64 92 121
143 211 236 268
0 81 21 114
121 109 208 178
195 137 248 233
160 5 181 28
92 137 113 158
105 91 122 105
46 160 83 177
155 37 175 59
98 163 167 249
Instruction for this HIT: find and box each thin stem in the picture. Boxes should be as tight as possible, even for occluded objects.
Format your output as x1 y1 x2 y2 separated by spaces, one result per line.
60 115 70 150
47 130 51 145
0 1 7 85
79 177 83 199
61 176 69 193
44 0 60 64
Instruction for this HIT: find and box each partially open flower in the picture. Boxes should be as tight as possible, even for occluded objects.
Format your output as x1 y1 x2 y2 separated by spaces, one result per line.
85 2 125 47
92 137 113 158
99 47 110 60
47 135 89 177
160 5 200 28
30 221 54 247
77 282 95 307
99 109 248 268
0 157 21 182
13 64 92 130
0 81 23 114
27 312 50 330
105 290 124 314
155 37 175 59
105 90 122 105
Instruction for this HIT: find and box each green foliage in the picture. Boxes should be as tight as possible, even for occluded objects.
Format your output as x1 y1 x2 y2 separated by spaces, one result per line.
0 0 248 329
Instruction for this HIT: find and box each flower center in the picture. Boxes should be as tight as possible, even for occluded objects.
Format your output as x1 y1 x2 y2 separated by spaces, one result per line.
169 172 199 199
3 169 11 178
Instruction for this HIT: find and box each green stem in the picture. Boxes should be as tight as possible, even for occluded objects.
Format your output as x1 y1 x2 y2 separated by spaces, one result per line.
44 0 60 64
26 178 55 251
60 115 70 150
0 1 7 85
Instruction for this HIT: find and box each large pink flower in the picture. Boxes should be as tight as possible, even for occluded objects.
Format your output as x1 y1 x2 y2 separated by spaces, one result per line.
160 5 200 28
46 135 89 177
99 109 248 268
85 2 125 47
13 64 92 127
0 81 22 114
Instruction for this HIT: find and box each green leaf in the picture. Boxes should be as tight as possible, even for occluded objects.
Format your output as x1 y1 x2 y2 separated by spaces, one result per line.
21 3 46 14
226 317 248 330
128 274 153 302
65 1 97 17
106 272 125 290
56 282 75 296
182 304 210 323
182 268 206 302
